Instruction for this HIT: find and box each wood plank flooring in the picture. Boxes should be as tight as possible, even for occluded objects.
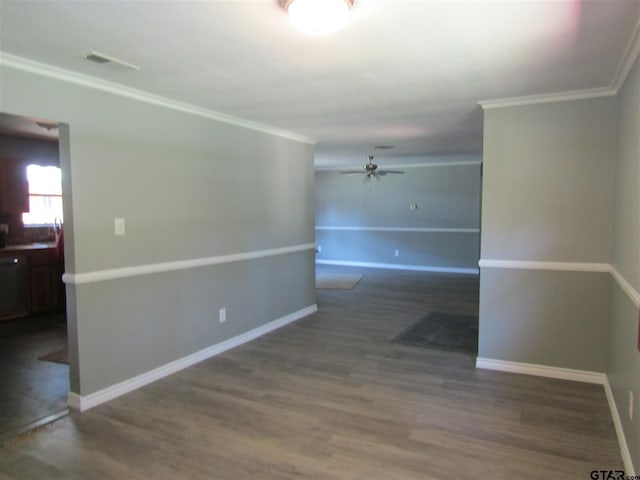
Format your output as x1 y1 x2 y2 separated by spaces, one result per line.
0 266 622 479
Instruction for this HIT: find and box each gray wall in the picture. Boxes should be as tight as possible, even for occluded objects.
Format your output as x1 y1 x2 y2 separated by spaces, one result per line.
608 55 640 472
479 96 617 371
480 74 640 471
315 159 481 272
0 65 316 396
479 268 611 371
480 98 616 263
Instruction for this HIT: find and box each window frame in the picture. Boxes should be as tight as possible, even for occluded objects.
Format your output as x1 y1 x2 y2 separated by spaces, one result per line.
22 164 63 228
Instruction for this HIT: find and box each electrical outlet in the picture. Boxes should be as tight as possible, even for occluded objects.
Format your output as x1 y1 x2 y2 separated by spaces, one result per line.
114 217 125 236
219 307 226 324
394 249 399 257
629 390 634 421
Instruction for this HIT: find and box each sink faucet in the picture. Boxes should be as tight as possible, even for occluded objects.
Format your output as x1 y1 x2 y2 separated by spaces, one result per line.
53 217 62 236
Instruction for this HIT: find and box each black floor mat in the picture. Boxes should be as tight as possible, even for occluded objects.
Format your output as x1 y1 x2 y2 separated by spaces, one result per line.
393 312 478 354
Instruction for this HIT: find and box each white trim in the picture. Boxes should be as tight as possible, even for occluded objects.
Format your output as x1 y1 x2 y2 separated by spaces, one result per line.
611 16 640 93
610 266 640 308
316 160 482 171
475 357 635 475
0 53 316 145
316 259 479 275
473 18 640 111
603 378 637 476
316 226 480 233
63 243 315 285
478 259 610 273
67 304 318 412
475 357 606 384
66 392 82 411
478 259 640 309
474 18 640 110
478 87 615 110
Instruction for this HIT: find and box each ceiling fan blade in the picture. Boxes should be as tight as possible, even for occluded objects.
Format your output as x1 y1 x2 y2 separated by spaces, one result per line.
377 170 404 174
340 170 364 174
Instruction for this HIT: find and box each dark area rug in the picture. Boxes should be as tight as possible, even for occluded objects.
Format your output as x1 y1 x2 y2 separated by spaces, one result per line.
393 312 478 354
38 348 69 365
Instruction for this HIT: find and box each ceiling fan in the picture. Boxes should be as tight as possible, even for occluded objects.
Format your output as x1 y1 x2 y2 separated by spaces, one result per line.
340 155 404 179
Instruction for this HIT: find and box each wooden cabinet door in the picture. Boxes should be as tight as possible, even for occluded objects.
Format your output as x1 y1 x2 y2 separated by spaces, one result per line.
0 157 29 214
28 249 65 314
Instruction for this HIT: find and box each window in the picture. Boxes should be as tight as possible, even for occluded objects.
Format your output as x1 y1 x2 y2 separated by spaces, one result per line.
22 164 63 226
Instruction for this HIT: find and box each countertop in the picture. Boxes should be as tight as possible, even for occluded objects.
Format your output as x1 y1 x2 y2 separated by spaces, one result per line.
0 242 58 252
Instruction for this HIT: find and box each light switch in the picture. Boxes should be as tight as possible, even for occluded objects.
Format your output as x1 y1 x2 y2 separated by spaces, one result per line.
114 217 125 236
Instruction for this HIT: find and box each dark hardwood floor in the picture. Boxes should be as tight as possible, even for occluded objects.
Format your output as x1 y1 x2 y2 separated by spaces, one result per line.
0 312 68 446
0 266 622 479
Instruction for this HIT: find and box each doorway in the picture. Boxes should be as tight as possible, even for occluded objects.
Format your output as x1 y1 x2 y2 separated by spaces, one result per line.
0 112 69 445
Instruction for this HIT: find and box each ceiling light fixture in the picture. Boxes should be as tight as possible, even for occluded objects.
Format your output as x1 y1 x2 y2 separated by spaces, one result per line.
285 0 354 35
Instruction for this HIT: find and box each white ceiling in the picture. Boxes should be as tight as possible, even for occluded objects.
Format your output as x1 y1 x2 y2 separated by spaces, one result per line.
1 0 639 168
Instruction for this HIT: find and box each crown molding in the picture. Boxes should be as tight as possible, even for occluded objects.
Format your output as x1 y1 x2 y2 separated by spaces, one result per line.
0 52 317 145
611 16 640 92
479 17 640 111
478 87 616 110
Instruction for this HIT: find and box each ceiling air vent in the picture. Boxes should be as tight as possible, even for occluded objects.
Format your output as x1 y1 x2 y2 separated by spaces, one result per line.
83 51 140 70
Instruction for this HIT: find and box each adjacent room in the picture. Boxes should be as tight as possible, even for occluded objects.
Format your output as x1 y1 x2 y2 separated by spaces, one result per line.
0 124 68 444
0 0 638 477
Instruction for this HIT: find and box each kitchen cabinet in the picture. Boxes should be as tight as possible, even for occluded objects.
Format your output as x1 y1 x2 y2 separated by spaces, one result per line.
29 248 65 314
0 244 64 320
0 157 29 214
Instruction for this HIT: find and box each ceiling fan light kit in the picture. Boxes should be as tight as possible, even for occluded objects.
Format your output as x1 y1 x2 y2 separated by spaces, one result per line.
285 0 355 35
340 155 405 179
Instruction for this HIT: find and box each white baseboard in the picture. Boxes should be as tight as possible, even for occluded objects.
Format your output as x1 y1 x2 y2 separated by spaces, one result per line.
603 378 636 476
316 259 479 275
67 304 318 412
475 357 606 384
476 357 635 475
